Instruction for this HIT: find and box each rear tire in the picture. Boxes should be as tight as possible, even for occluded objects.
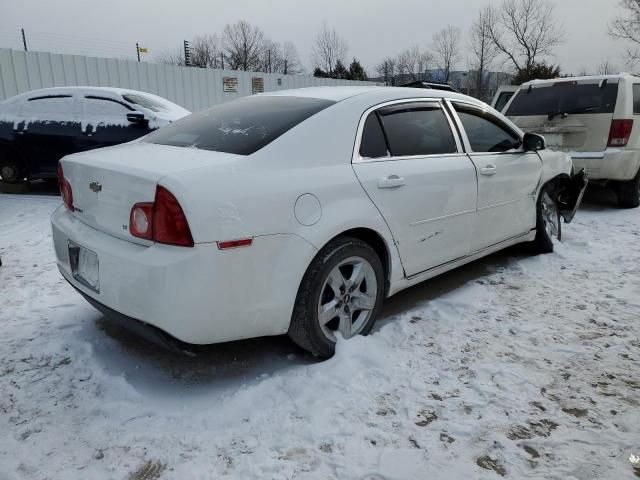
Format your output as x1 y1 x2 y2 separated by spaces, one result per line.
288 236 384 358
616 169 640 208
532 189 561 254
0 148 26 184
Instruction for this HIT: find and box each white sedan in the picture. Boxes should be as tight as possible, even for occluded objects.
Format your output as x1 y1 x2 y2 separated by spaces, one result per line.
51 87 587 357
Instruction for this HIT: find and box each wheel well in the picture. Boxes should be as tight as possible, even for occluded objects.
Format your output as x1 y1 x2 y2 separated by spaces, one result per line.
539 173 570 200
333 228 391 295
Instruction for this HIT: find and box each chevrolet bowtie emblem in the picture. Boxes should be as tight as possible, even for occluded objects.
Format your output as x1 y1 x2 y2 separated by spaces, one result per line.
89 181 102 193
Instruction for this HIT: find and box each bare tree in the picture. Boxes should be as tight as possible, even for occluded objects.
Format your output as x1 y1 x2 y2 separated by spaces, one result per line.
396 46 433 81
487 0 564 75
433 25 461 83
468 7 501 99
312 22 348 75
222 20 265 71
156 48 186 66
281 41 302 74
260 40 303 74
609 0 640 63
375 57 397 85
191 34 223 69
597 60 619 75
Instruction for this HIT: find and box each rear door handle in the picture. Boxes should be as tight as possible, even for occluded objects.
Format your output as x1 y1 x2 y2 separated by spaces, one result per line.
480 165 497 176
377 175 406 189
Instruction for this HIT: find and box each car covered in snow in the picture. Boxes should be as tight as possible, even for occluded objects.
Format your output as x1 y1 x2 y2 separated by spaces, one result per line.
505 74 640 207
51 86 587 357
0 87 190 184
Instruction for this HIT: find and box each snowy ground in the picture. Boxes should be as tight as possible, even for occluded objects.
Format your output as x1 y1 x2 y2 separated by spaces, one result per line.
1 187 639 480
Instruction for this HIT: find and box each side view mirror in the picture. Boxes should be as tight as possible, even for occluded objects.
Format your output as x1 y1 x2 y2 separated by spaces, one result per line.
127 111 147 125
523 132 546 151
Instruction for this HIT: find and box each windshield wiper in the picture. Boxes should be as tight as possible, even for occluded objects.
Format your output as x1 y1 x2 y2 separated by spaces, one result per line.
547 105 598 120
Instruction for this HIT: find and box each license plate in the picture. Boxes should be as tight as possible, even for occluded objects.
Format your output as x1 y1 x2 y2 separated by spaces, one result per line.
68 240 100 293
543 133 563 146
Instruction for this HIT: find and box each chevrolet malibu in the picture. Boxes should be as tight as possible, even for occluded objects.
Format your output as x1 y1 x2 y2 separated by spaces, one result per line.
51 87 587 357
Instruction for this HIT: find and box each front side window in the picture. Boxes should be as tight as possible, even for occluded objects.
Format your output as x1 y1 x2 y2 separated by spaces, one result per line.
84 97 132 117
122 93 169 113
144 95 335 156
21 95 74 118
454 104 521 153
377 103 457 157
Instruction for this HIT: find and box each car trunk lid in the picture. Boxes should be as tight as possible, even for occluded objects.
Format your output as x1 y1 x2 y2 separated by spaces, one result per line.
61 142 239 244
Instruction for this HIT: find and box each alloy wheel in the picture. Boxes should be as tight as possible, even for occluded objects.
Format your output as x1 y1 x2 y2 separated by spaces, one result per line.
317 256 378 341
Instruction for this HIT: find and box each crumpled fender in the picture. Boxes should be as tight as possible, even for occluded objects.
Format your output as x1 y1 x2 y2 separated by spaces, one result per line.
556 169 588 224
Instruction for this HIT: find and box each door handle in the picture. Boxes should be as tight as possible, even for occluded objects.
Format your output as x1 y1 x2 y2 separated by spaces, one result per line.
377 175 406 189
480 165 497 176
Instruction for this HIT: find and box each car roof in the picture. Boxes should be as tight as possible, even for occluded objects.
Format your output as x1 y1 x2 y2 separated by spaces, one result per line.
262 86 486 107
520 73 640 87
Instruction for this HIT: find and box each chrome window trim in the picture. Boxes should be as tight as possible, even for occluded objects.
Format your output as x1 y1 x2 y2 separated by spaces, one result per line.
352 98 463 164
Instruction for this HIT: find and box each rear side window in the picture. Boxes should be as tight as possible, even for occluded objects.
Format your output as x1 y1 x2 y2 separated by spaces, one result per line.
377 103 457 157
144 96 335 155
454 104 521 153
633 85 640 115
494 92 514 112
359 114 388 158
21 95 74 117
506 82 619 117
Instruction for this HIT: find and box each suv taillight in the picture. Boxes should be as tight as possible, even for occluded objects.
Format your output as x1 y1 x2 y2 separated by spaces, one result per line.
608 119 634 147
129 185 194 247
57 162 73 211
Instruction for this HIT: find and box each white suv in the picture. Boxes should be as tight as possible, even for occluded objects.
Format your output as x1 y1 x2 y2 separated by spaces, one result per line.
505 74 640 207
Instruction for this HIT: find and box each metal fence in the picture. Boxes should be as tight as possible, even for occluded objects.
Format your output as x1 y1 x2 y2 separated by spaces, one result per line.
0 48 383 111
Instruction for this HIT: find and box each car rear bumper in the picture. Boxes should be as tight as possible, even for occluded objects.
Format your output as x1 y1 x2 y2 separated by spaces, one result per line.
571 149 640 181
51 205 317 345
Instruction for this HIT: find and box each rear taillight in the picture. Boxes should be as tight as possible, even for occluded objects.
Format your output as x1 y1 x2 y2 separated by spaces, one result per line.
608 119 634 147
129 185 194 247
57 162 73 211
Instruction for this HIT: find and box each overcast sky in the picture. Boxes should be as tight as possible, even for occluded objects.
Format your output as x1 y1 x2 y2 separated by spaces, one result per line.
0 0 628 76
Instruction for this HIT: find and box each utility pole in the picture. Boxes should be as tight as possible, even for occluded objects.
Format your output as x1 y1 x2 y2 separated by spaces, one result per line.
267 49 271 73
220 52 224 69
136 43 140 62
21 28 28 52
284 59 288 75
183 40 191 67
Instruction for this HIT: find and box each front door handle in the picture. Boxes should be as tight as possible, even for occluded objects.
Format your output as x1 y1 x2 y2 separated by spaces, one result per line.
377 175 406 189
480 165 497 176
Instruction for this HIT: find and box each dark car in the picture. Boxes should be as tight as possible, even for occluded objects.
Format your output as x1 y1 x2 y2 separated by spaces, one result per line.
0 87 190 184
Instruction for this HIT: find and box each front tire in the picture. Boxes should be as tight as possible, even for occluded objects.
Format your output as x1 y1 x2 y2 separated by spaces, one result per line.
288 237 384 358
616 169 640 208
533 190 561 254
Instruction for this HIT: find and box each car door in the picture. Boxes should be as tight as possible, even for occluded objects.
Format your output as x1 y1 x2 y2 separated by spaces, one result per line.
79 96 150 151
15 94 81 178
448 100 542 252
352 100 478 278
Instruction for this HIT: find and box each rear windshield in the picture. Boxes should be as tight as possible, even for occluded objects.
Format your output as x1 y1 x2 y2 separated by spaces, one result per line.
143 96 335 155
505 82 619 117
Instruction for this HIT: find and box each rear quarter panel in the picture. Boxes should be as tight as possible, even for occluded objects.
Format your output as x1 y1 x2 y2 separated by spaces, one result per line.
163 97 405 285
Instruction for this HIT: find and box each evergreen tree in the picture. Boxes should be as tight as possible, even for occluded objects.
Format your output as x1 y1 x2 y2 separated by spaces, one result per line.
332 60 349 79
348 58 368 81
513 62 560 84
313 67 329 78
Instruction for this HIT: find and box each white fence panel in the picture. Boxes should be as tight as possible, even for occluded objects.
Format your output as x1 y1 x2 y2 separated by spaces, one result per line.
0 48 383 111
